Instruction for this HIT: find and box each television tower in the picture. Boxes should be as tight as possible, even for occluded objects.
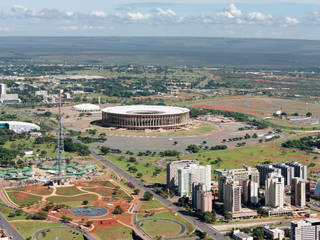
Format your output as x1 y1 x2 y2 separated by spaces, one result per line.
56 89 65 177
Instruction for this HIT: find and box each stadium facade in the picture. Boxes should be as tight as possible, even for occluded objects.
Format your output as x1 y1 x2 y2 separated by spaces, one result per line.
101 105 190 130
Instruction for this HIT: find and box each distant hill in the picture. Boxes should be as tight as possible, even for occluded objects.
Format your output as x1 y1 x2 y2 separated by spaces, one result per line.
0 37 319 67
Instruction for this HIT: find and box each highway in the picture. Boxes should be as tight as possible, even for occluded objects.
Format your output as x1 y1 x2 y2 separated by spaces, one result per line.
0 212 24 240
90 149 228 240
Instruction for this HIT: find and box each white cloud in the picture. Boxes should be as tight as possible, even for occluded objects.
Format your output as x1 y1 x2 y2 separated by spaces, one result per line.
11 5 28 12
59 26 79 31
248 12 272 21
127 12 151 21
157 8 177 17
83 25 105 30
90 11 107 18
217 4 242 19
285 17 299 24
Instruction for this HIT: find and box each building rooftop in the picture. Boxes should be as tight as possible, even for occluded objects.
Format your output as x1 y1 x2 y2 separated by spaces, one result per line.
102 105 190 115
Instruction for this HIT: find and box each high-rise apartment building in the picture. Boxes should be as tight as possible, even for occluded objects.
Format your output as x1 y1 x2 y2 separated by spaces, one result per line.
291 177 306 208
265 173 284 208
215 166 259 201
192 182 212 213
274 163 295 186
256 164 281 186
178 164 211 197
224 180 242 213
167 160 199 188
243 179 259 205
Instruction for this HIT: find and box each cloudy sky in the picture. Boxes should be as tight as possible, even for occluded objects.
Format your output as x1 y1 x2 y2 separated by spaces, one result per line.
0 0 319 39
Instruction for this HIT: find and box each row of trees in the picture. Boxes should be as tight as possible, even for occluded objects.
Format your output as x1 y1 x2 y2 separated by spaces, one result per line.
282 135 320 151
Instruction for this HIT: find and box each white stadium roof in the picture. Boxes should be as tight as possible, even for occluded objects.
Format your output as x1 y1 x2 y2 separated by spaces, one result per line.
102 105 189 115
72 103 101 112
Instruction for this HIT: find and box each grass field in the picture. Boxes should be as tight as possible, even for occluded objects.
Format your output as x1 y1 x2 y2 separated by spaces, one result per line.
38 228 84 240
6 186 53 196
140 200 164 210
0 205 28 221
12 221 65 239
183 140 319 179
106 154 166 185
7 192 42 207
94 225 133 240
138 212 195 235
93 123 215 137
47 194 98 203
82 187 132 201
140 219 182 238
55 187 84 196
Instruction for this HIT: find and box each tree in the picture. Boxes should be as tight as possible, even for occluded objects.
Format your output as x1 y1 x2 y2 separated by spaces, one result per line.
86 221 93 227
186 144 200 153
143 191 153 201
133 189 140 195
306 112 312 117
61 215 73 223
82 200 89 205
32 211 47 220
113 205 123 215
136 172 143 178
200 211 216 224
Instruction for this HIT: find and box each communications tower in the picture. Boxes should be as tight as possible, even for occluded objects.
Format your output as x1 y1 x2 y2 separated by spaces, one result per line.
56 90 65 178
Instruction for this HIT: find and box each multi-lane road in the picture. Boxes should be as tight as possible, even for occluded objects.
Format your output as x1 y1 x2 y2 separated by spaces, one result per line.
90 149 228 240
0 212 24 240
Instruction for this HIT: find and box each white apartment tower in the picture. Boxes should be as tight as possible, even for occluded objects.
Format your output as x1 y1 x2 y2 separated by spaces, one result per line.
178 164 211 197
265 173 284 208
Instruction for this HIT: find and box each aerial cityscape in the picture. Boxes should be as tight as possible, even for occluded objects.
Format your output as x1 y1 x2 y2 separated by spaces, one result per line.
0 1 320 240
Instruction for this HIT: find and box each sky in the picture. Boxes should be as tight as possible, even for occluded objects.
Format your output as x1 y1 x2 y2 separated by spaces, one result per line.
0 0 319 39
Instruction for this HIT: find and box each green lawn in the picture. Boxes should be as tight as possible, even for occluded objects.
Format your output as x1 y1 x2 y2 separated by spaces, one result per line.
12 221 65 239
140 219 182 238
140 200 164 210
7 192 42 207
38 227 84 240
47 194 98 203
138 212 195 235
55 187 84 196
94 225 133 240
106 154 166 185
0 205 28 221
183 141 320 179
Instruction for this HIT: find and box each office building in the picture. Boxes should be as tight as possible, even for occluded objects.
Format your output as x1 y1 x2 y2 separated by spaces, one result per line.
215 166 259 201
0 83 21 104
274 163 295 186
192 182 212 212
291 218 320 240
256 164 281 186
178 164 211 197
166 160 199 188
287 162 307 181
224 180 242 213
291 178 306 208
265 173 284 208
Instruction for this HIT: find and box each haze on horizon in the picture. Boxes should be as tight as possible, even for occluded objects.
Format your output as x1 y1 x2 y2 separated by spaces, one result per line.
0 0 319 40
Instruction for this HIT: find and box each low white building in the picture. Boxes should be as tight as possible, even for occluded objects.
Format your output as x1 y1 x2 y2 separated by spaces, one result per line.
233 230 253 240
264 226 284 240
0 121 40 133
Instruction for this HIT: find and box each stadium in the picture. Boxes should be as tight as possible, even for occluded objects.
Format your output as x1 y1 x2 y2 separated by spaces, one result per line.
72 103 101 113
101 105 190 130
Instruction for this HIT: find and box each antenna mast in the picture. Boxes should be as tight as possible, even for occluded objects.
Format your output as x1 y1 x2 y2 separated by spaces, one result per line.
57 89 65 177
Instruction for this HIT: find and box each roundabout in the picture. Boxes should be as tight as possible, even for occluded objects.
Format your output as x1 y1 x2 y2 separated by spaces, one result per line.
70 206 109 217
136 218 186 239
